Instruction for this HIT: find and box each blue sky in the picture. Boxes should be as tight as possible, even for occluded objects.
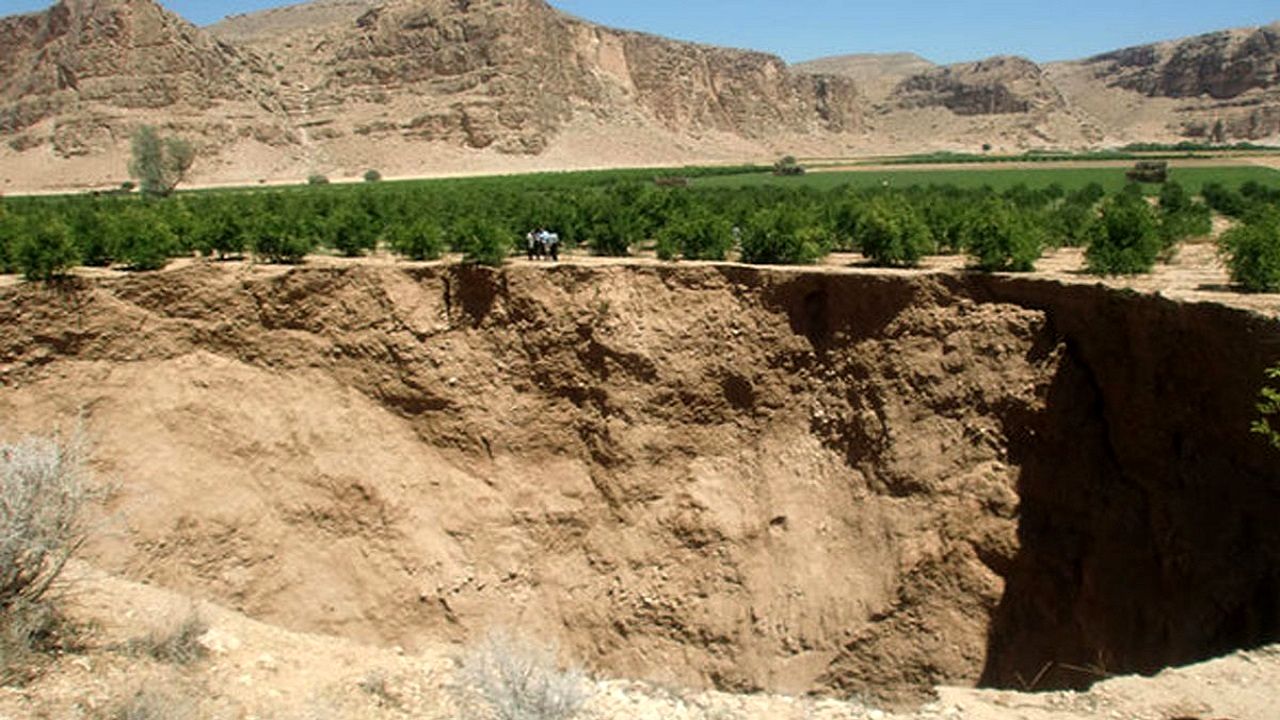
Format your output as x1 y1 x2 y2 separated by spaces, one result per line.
1 0 1276 64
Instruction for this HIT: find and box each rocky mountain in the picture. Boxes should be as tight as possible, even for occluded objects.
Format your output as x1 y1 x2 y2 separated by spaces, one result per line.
210 0 861 155
1049 23 1280 142
0 0 1277 192
792 52 936 104
0 0 291 159
891 56 1066 116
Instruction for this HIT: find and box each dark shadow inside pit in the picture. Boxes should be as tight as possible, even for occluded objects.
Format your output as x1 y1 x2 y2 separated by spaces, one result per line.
979 293 1280 691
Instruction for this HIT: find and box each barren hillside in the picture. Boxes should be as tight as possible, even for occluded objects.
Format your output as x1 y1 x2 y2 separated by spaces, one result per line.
1048 22 1280 143
0 0 866 192
0 0 292 164
792 53 936 104
0 0 1278 191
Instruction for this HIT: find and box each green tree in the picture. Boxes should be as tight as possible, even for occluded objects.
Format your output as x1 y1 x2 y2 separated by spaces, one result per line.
363 169 383 183
190 202 246 259
1201 182 1249 217
1218 208 1280 292
128 126 195 197
921 194 972 254
739 205 827 265
1084 193 1161 275
250 213 314 264
1067 182 1106 207
585 189 642 256
454 217 511 266
388 218 445 261
325 204 378 257
1157 183 1212 251
107 205 175 271
655 211 734 261
858 195 933 267
961 200 1042 272
772 155 805 176
0 205 16 275
11 217 79 281
1045 200 1097 248
1158 181 1190 214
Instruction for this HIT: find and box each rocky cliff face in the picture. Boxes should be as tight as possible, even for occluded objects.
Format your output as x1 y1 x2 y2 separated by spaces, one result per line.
219 0 861 154
1086 24 1280 100
0 0 290 157
891 56 1065 116
1056 23 1280 142
793 53 936 106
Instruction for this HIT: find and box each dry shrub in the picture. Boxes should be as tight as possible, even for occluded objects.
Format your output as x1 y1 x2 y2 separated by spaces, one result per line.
453 632 590 720
0 597 65 684
357 668 400 708
0 430 93 683
124 606 209 665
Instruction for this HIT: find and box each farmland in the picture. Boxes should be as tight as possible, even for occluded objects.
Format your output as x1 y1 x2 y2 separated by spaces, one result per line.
1 160 1279 291
696 163 1280 194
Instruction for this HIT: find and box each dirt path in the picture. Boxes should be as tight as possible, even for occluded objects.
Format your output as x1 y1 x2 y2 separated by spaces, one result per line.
8 242 1271 317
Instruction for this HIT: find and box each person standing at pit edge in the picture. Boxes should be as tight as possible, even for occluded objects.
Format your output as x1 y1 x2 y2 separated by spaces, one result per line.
542 230 560 262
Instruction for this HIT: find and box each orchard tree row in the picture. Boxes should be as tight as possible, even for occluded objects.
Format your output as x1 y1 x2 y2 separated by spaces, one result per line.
1 174 1277 290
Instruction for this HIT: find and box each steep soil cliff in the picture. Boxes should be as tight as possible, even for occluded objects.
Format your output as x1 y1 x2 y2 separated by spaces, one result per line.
0 263 1276 703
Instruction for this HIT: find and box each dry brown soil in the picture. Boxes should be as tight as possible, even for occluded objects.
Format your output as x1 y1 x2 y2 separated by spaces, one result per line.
0 252 1277 718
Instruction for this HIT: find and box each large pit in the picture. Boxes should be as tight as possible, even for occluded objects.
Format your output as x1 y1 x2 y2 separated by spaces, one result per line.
0 261 1277 704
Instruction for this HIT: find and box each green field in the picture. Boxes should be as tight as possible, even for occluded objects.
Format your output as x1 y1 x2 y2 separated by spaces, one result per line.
695 165 1280 194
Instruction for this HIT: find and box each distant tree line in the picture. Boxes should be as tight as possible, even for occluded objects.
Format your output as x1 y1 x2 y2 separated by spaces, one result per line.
0 173 1275 290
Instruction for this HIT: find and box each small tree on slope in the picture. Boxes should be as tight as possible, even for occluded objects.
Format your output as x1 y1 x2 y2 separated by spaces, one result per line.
129 125 196 197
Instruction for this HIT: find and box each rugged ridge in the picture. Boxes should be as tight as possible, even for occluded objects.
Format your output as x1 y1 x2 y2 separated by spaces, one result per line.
891 56 1066 116
0 0 1279 190
219 0 861 154
1083 23 1280 100
1049 23 1280 142
0 0 291 158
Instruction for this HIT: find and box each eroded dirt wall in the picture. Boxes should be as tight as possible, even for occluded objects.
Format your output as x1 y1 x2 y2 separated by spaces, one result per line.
970 278 1280 689
0 263 1276 703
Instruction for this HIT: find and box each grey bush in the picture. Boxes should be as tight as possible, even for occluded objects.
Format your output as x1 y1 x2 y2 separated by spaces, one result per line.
0 432 91 609
453 632 590 720
0 430 92 683
124 607 209 665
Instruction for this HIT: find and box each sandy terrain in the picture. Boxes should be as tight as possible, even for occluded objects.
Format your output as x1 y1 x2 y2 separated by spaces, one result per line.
2 561 1276 720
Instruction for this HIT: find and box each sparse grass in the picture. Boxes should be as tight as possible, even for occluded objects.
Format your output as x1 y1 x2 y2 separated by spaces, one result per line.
1253 365 1280 449
357 668 401 709
122 607 209 665
100 686 197 720
453 631 590 720
0 597 70 685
